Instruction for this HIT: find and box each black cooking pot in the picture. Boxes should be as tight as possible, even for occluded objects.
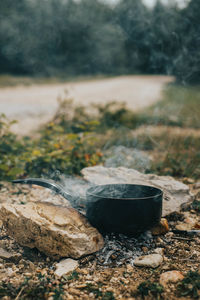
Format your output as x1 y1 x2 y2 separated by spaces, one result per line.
13 178 163 235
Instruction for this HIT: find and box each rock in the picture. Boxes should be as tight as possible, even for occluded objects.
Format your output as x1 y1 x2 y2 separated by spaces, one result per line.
175 223 193 231
0 202 104 259
6 267 15 277
134 254 163 268
153 248 165 256
183 178 195 184
194 223 200 229
160 271 184 287
195 191 200 200
82 166 193 216
194 182 200 189
184 212 198 225
176 212 198 231
0 248 21 262
151 218 169 235
55 258 78 277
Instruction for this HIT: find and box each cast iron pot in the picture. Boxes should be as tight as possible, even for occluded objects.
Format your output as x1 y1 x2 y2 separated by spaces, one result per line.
13 178 163 235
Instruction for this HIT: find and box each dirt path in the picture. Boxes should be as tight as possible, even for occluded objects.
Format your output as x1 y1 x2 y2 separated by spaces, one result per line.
0 75 173 135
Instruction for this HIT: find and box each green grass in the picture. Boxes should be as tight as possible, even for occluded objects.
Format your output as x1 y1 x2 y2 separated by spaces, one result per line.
151 134 200 179
137 281 164 299
177 271 200 298
139 84 200 129
0 273 64 299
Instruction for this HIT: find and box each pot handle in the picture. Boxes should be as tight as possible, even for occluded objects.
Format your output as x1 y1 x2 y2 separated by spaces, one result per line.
12 178 74 202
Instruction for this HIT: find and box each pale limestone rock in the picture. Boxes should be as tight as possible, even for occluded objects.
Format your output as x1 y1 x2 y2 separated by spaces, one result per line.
82 166 193 216
160 271 184 287
0 248 21 262
55 258 78 277
194 182 200 189
176 212 198 231
0 202 104 259
134 254 163 268
153 248 165 256
175 223 193 231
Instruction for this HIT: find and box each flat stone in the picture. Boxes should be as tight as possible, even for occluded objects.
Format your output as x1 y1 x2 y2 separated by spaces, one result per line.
194 182 200 189
0 202 104 259
82 166 193 216
160 271 184 286
176 212 198 231
134 253 163 268
0 248 21 262
55 258 78 277
175 223 193 231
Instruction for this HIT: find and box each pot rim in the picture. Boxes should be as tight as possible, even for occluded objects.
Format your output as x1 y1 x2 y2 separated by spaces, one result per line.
86 183 163 200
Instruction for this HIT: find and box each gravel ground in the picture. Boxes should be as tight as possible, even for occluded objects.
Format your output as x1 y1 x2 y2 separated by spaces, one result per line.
0 181 200 299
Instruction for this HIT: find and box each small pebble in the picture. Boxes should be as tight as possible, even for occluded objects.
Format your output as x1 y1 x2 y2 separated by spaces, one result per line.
160 270 184 286
153 248 164 255
134 254 163 268
55 258 78 277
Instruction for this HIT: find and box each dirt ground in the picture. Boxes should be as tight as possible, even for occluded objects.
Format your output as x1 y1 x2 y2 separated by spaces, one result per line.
0 179 200 299
0 75 173 135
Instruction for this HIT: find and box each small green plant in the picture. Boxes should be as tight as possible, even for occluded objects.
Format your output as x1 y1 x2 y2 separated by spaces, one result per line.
0 109 103 181
65 270 79 281
0 114 26 180
192 200 200 212
140 85 200 129
82 284 115 299
0 273 64 299
137 281 164 299
94 101 138 130
177 271 200 298
151 135 200 179
102 291 115 300
85 283 103 298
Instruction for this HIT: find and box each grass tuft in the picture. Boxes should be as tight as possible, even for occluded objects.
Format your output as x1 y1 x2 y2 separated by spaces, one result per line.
177 271 200 298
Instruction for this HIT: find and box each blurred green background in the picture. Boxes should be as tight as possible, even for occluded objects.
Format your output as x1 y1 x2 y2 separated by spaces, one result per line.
0 0 199 85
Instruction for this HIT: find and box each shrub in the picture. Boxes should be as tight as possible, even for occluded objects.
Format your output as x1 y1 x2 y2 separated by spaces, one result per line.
137 281 164 299
177 271 200 298
0 111 103 181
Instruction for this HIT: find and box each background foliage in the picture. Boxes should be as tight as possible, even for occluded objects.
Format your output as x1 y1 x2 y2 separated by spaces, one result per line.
0 86 199 181
0 0 199 84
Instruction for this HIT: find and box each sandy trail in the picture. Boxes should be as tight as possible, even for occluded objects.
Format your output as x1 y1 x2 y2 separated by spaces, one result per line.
0 75 173 135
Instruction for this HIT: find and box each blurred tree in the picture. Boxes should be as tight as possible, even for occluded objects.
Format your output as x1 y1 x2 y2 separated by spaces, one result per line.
148 0 180 74
0 0 199 84
115 0 151 73
0 0 29 74
173 0 200 84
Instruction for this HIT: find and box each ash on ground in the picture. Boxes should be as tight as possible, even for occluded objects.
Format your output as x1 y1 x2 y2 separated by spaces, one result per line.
94 231 157 267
